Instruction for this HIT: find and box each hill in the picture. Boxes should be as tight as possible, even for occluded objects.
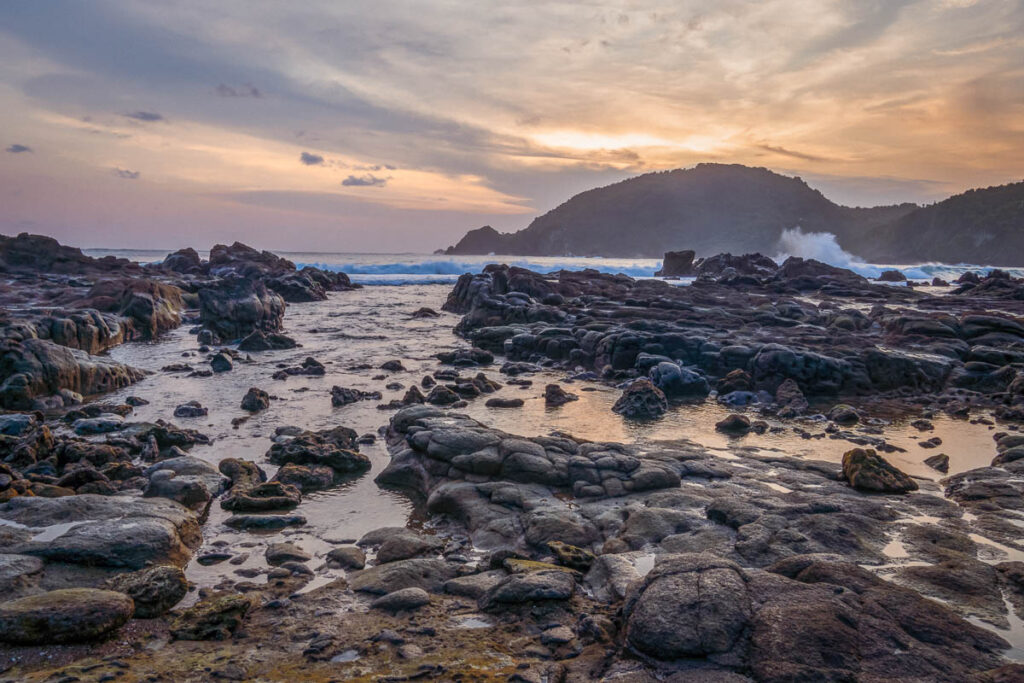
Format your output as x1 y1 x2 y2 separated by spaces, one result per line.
443 164 1023 265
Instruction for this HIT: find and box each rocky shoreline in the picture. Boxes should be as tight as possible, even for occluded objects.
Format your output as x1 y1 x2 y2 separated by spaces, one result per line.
2 235 1024 681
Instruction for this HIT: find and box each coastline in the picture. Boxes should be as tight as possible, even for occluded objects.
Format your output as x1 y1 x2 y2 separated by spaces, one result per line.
2 234 1024 680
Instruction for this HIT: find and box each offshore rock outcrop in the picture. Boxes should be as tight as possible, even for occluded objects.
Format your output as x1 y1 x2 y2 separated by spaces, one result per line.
443 261 1024 414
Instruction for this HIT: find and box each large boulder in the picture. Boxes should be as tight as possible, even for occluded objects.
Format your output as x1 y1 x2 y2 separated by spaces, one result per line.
198 276 285 341
655 250 696 277
0 588 134 644
624 554 750 659
0 494 201 569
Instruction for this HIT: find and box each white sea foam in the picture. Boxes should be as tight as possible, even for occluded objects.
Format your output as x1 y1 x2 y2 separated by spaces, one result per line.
773 227 1024 282
84 246 1023 286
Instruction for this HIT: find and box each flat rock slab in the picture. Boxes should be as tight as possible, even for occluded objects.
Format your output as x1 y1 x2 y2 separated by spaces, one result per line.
0 494 201 570
0 588 134 645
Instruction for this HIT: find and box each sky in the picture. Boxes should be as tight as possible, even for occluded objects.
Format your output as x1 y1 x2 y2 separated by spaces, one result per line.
0 0 1022 253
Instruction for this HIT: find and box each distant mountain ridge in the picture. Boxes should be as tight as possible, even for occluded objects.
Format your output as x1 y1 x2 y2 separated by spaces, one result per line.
443 164 1024 265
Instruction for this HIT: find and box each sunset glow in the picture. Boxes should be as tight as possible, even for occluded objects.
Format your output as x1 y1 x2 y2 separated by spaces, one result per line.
0 1 1021 250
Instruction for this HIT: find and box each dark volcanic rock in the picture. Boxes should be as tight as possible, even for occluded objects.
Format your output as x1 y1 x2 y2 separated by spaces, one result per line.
198 276 285 341
240 387 270 412
266 426 370 474
654 250 696 277
612 379 668 419
878 269 907 282
544 383 578 406
237 330 297 351
331 385 382 406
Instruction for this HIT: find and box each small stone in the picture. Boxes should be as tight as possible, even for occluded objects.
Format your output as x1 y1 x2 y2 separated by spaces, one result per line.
924 453 950 473
371 587 430 612
326 546 366 570
266 542 312 566
715 413 751 434
240 387 270 412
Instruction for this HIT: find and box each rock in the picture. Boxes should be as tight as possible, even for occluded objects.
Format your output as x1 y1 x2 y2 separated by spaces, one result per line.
237 330 297 351
842 448 918 493
426 385 461 405
210 352 233 373
331 385 382 406
221 469 301 512
173 400 208 418
240 387 270 412
0 413 37 436
624 554 750 660
649 362 710 397
444 570 507 599
715 413 751 434
144 468 216 511
878 269 907 282
828 404 860 425
544 384 578 406
169 593 252 641
103 565 188 617
272 463 335 492
73 415 125 434
612 379 668 419
350 558 460 595
480 570 575 610
0 494 200 569
540 625 575 645
265 542 311 566
655 250 696 277
0 588 134 644
161 247 203 273
266 426 370 474
0 554 44 595
412 307 440 318
486 397 524 408
774 378 808 417
380 360 406 372
198 276 285 341
371 587 430 612
326 546 366 570
548 541 595 571
924 453 950 473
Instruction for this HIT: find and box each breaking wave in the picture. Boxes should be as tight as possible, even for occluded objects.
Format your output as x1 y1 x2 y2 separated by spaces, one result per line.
773 228 1024 282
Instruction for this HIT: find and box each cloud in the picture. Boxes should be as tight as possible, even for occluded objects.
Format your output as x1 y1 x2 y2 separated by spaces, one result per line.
6 144 32 153
757 145 829 163
299 151 324 165
215 82 261 97
122 111 164 122
342 173 389 187
113 167 140 179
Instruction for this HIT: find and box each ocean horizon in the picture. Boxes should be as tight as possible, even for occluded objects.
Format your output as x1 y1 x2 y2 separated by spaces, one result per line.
85 246 1024 287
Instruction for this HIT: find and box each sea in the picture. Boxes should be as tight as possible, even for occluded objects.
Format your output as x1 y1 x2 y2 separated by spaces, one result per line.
83 248 1024 286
